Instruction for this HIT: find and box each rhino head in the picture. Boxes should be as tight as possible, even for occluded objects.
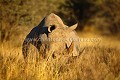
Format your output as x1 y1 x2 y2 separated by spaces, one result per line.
44 21 80 58
38 13 80 58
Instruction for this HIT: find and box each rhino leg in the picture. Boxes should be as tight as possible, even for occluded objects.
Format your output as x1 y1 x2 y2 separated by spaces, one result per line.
22 41 30 60
22 40 43 62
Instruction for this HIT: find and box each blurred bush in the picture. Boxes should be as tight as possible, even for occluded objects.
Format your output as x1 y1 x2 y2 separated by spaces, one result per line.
0 0 62 42
0 0 120 43
58 0 120 34
58 0 97 30
0 0 31 42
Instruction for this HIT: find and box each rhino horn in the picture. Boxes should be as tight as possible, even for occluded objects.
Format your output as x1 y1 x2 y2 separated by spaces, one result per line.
69 23 78 31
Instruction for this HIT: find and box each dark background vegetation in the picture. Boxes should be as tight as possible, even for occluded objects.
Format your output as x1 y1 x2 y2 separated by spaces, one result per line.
0 0 120 42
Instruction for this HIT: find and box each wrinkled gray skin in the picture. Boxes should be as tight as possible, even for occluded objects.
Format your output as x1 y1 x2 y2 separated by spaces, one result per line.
22 13 80 60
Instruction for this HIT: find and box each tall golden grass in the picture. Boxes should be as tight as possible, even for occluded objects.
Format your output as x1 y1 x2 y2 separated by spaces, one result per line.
0 32 120 80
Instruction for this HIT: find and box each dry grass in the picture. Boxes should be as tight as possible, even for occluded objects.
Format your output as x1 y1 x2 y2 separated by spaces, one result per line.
0 32 120 80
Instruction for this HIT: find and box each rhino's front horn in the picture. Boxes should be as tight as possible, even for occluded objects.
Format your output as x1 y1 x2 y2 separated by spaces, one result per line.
48 25 56 32
69 23 78 30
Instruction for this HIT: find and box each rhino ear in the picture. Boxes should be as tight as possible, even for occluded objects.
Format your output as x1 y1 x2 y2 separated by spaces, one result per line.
69 23 78 30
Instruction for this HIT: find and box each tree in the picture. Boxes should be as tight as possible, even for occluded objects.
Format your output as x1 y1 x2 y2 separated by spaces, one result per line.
0 0 62 42
58 0 120 34
58 0 98 30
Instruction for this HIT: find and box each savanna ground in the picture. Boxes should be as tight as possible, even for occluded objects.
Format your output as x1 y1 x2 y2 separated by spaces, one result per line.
0 0 120 80
0 30 120 80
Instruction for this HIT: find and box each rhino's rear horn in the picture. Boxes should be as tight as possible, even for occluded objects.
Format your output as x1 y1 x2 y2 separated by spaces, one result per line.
48 25 56 32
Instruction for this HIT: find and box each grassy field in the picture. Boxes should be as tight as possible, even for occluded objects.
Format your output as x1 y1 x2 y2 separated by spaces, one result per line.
0 32 120 80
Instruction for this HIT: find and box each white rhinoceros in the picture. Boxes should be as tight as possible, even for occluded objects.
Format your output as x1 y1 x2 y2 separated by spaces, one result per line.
22 13 80 60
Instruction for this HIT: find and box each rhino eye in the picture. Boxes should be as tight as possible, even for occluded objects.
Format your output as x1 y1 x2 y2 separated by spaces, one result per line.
50 25 56 31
